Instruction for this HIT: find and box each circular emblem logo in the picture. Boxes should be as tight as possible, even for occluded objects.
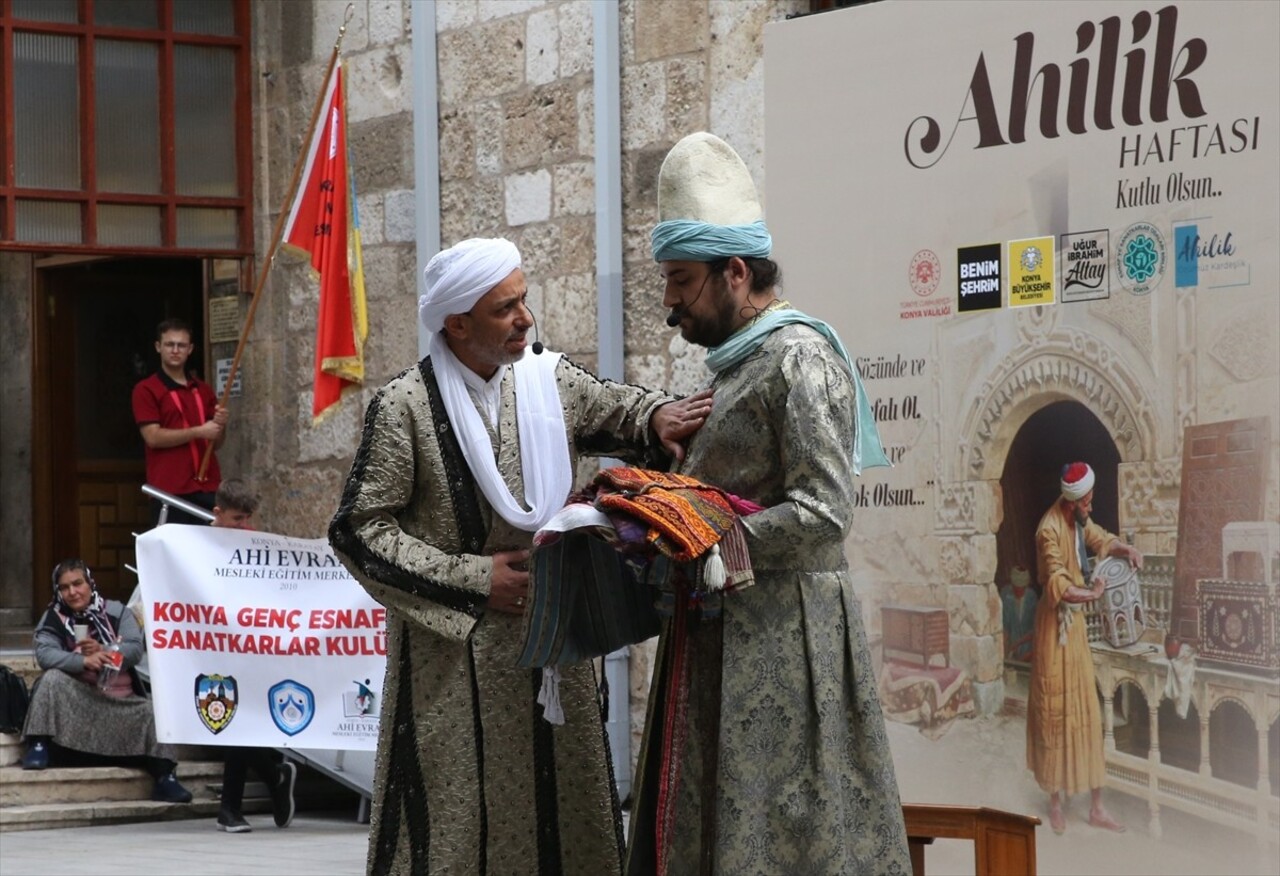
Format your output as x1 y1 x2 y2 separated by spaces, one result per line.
1115 221 1167 296
1019 245 1043 273
908 249 941 297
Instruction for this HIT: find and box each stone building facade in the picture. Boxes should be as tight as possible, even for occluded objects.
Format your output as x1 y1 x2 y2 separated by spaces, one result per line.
0 0 815 776
235 0 809 535
242 0 810 775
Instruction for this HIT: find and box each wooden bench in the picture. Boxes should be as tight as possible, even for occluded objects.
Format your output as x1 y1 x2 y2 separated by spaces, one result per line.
904 803 1040 876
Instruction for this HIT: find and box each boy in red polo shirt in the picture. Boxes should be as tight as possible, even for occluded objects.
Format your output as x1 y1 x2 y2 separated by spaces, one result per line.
132 318 229 525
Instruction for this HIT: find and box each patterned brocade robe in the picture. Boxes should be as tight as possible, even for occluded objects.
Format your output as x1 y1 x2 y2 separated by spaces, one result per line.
626 317 912 876
330 355 670 876
1026 502 1119 795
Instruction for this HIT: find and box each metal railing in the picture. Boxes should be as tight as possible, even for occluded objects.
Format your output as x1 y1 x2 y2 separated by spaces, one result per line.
141 484 215 525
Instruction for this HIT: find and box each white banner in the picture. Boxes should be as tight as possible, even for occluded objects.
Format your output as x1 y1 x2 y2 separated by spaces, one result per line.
136 525 385 750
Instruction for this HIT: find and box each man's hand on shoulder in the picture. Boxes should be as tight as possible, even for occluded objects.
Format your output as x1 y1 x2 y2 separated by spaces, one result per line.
487 549 530 615
651 389 714 463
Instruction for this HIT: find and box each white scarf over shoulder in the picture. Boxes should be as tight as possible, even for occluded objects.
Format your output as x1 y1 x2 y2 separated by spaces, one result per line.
419 239 572 532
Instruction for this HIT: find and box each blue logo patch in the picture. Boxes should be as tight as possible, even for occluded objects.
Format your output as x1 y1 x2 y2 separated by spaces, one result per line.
268 679 315 736
1174 224 1199 287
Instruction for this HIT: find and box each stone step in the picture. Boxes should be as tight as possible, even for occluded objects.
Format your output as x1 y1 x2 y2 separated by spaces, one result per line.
0 628 32 653
0 760 225 807
0 653 39 689
0 797 241 832
0 733 21 768
0 758 288 835
0 759 245 832
1 758 361 832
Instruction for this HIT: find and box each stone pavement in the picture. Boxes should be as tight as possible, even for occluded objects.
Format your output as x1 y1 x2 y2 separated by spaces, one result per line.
0 813 369 875
4 712 1275 875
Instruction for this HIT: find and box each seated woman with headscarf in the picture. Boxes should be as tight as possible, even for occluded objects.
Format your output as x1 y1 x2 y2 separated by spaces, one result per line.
20 558 192 803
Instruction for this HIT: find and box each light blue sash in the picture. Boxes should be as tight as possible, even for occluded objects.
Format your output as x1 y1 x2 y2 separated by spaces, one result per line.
705 309 890 473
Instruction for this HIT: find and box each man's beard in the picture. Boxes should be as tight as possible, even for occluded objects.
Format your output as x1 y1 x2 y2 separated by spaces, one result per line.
682 276 739 348
494 339 525 366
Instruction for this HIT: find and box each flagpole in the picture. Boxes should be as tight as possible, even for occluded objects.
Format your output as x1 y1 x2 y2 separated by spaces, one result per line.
198 3 356 481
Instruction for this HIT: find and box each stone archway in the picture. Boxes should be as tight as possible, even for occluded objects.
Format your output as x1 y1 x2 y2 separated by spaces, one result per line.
959 338 1156 484
938 337 1156 716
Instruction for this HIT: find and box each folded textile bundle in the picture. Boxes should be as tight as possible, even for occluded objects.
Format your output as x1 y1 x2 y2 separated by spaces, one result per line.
517 468 759 671
594 467 738 562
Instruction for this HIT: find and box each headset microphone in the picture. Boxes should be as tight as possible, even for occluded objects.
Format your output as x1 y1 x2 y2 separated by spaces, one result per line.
527 308 544 355
664 266 715 330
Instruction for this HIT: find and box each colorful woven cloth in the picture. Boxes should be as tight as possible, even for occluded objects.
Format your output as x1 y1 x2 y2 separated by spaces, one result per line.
593 467 738 562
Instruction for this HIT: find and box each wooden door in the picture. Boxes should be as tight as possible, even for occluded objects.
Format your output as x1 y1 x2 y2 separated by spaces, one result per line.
33 257 204 614
1172 418 1271 642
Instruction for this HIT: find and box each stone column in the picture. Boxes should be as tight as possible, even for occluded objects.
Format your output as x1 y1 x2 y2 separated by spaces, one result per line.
1102 690 1115 750
1256 715 1270 851
1148 698 1161 763
1199 711 1212 777
0 253 34 629
943 482 1005 715
1147 695 1162 838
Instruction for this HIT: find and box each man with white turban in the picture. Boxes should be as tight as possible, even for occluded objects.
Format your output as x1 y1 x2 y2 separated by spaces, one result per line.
330 237 711 876
1027 461 1142 835
626 132 911 875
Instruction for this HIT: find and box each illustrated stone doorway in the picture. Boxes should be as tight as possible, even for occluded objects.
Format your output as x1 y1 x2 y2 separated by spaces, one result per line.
994 399 1121 692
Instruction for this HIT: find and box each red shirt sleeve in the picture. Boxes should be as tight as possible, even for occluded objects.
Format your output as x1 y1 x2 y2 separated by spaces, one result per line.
132 378 161 426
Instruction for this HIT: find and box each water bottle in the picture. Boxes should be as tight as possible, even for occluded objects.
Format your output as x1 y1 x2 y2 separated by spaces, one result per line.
97 642 123 691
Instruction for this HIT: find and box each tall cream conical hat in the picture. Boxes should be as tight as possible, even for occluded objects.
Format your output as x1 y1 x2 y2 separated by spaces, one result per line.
657 132 762 225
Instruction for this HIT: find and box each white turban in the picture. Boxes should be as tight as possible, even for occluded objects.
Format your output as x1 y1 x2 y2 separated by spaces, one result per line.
1060 462 1095 501
418 238 521 334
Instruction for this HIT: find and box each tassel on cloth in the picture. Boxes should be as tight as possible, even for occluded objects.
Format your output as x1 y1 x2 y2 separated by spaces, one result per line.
538 666 565 725
702 543 727 591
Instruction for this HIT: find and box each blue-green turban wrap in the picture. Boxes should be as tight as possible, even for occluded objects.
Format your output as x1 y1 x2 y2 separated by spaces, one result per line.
650 218 773 263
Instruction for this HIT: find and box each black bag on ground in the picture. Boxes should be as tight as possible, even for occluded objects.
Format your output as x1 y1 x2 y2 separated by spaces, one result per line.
0 664 31 734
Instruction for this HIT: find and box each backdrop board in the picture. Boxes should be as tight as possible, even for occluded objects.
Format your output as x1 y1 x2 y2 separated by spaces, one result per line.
766 2 1278 869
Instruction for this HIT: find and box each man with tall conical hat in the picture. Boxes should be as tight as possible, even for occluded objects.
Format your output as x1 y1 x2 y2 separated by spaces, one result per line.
626 132 911 875
1027 462 1142 835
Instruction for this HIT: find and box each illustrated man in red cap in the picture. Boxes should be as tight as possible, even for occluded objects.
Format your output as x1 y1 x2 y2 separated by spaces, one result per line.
1026 462 1143 834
